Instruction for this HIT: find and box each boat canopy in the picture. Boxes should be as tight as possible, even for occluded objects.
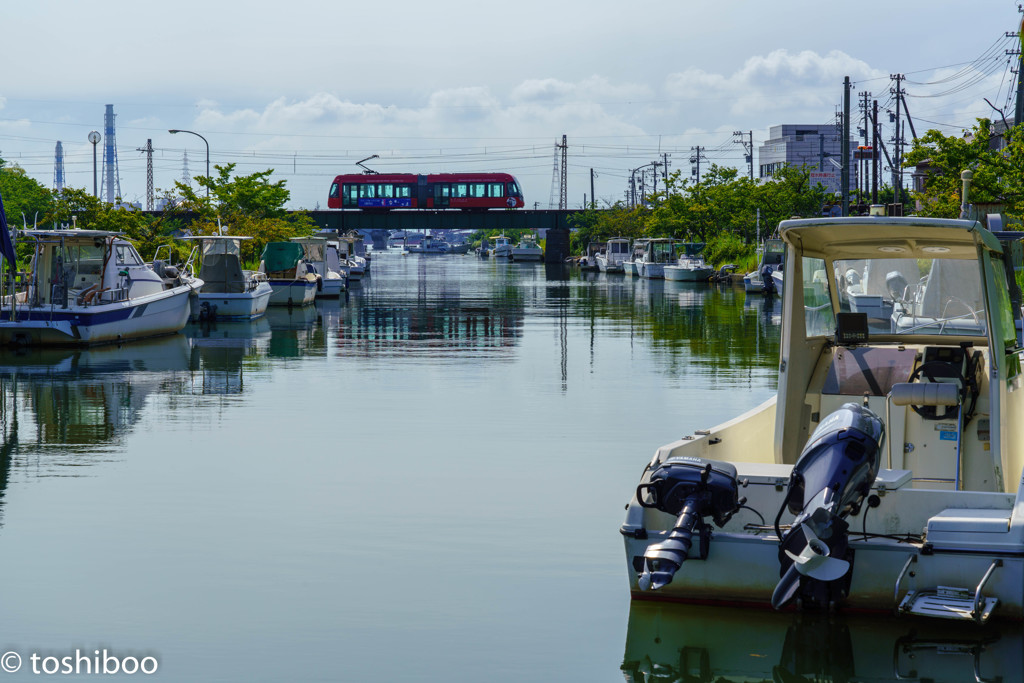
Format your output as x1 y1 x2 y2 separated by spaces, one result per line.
261 242 304 272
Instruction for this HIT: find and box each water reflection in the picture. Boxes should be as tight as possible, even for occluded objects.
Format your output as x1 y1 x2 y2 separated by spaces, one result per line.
190 317 272 394
265 305 325 359
0 335 193 472
622 601 1022 682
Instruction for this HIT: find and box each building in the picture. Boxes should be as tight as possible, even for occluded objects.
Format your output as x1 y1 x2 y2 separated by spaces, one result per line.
758 124 857 194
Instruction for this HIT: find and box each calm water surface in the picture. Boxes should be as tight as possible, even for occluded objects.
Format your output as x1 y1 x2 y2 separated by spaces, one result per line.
0 254 792 680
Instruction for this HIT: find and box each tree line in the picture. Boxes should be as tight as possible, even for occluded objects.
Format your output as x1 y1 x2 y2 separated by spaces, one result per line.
0 160 314 268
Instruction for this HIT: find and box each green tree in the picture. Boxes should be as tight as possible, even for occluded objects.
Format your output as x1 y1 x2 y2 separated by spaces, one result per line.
174 163 314 263
903 118 1013 218
0 159 51 229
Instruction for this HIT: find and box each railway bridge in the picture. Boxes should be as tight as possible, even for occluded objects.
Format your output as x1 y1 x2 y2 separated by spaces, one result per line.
305 209 582 262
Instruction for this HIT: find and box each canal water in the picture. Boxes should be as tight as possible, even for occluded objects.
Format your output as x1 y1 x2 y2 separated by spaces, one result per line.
2 252 977 681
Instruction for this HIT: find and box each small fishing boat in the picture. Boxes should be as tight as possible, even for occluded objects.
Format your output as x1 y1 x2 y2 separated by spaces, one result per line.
596 237 631 274
291 236 348 298
511 235 543 261
490 235 513 259
0 229 202 346
622 239 649 277
664 242 714 282
337 233 368 280
636 238 677 279
258 242 318 306
744 237 786 294
622 208 1024 622
180 235 272 321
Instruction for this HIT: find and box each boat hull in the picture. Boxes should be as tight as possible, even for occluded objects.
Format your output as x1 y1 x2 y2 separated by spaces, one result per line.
664 266 712 281
0 284 198 346
195 283 273 321
637 262 665 279
267 280 317 306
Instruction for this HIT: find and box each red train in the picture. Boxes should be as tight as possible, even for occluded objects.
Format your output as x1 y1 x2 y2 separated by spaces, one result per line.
327 173 524 210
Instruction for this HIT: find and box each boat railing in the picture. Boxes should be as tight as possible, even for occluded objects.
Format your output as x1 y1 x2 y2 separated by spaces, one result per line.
182 246 199 277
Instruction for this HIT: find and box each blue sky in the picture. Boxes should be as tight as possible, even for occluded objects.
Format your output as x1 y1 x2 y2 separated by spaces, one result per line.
1 0 1021 210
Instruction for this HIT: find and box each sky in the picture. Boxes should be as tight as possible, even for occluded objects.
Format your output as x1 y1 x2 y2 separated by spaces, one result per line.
1 0 1022 212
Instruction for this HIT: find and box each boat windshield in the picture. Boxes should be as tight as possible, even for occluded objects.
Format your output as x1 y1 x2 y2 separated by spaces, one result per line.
826 256 988 338
202 240 241 258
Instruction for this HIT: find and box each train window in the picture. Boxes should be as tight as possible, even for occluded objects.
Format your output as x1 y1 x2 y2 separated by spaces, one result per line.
360 184 375 198
330 182 339 198
397 185 411 198
469 183 487 197
454 184 468 198
488 183 504 197
381 184 394 198
507 181 522 197
435 184 450 197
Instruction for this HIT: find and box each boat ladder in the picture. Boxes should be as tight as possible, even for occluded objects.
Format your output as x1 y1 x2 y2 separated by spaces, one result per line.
895 556 1002 624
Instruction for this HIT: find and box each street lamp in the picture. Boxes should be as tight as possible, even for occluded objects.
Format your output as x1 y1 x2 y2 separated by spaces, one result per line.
88 131 101 197
169 129 210 197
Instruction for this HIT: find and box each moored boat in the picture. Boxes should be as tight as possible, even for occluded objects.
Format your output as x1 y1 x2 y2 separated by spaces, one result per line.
622 210 1024 622
510 235 543 261
291 236 348 297
664 242 714 282
258 242 318 306
744 238 785 294
636 238 677 279
490 235 513 258
596 237 631 274
0 229 202 346
181 235 272 321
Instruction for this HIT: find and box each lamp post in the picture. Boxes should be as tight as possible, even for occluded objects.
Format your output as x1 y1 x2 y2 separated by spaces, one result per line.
88 131 101 197
169 129 210 196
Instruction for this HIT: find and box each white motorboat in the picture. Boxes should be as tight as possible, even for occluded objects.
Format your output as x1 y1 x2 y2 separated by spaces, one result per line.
490 235 513 258
291 236 347 298
622 239 649 277
510 235 543 261
179 235 272 321
622 211 1024 623
636 238 677 279
0 229 202 346
664 242 714 282
337 233 368 280
258 241 318 306
408 235 450 254
596 237 631 274
744 238 786 294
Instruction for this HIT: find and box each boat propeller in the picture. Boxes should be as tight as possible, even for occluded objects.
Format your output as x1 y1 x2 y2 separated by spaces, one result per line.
635 457 743 591
771 401 884 610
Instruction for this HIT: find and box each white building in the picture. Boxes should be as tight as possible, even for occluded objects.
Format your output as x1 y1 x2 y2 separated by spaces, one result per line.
758 124 857 194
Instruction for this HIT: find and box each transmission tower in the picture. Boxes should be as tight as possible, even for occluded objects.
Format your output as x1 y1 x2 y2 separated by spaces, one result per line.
137 139 154 210
548 143 560 209
558 134 567 210
100 104 122 203
53 141 65 191
182 151 191 188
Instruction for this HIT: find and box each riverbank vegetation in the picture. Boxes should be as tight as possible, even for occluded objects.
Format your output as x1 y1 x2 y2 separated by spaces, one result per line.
0 159 313 269
567 165 829 271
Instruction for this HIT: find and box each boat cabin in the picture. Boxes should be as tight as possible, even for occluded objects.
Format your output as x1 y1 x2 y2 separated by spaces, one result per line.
183 235 254 294
22 230 164 307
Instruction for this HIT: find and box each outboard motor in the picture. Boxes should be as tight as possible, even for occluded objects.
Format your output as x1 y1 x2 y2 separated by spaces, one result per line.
761 265 777 297
771 402 884 610
635 457 743 591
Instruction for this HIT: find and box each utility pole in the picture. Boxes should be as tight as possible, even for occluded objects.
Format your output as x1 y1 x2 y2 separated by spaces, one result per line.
137 139 154 210
842 77 851 216
872 100 879 204
733 131 754 181
891 73 904 204
663 153 670 190
590 168 595 209
859 91 870 203
1014 10 1024 127
689 146 705 184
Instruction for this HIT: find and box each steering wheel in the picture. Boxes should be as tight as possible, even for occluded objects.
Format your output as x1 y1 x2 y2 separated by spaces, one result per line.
907 361 961 420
